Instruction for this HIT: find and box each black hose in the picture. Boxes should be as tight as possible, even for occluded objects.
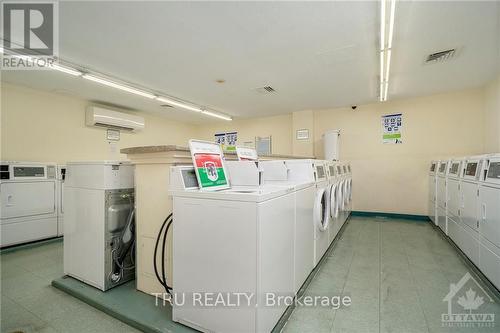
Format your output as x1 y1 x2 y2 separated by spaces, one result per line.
153 214 173 293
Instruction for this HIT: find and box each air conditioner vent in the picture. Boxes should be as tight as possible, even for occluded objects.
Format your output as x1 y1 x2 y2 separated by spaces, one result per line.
255 86 276 94
425 49 456 63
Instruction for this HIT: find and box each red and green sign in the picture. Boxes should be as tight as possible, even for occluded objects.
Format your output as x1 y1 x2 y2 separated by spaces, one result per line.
193 153 228 188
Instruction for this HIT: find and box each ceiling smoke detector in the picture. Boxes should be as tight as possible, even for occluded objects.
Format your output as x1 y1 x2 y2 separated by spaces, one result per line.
425 49 456 63
254 86 276 94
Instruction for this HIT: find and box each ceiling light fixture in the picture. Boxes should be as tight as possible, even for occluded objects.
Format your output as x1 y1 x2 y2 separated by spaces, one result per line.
82 74 157 99
156 96 202 113
3 48 232 121
201 110 232 121
379 0 396 102
50 63 82 76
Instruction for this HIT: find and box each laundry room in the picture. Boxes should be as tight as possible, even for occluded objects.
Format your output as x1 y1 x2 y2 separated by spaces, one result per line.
0 1 499 333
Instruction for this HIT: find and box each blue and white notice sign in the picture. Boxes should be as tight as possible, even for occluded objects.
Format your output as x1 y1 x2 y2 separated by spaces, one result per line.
382 113 403 144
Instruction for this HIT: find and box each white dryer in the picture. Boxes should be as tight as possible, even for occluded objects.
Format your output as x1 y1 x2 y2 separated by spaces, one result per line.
259 160 315 293
478 154 500 290
457 156 486 266
170 167 295 333
285 159 330 266
428 161 438 223
0 162 58 247
446 158 465 243
436 160 450 234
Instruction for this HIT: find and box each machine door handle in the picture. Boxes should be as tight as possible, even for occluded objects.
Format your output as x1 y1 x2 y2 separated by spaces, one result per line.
6 194 14 206
482 203 486 221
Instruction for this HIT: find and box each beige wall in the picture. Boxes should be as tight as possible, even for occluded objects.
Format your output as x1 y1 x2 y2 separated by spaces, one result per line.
314 89 485 215
484 75 500 152
0 83 198 164
2 81 496 216
195 113 293 155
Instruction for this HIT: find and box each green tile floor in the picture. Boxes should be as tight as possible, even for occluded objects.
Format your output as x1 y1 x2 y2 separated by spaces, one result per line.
1 217 499 333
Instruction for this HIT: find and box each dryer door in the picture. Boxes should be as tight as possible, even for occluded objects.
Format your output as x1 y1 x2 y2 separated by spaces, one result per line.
314 187 329 231
337 180 345 212
1 181 56 219
329 183 339 218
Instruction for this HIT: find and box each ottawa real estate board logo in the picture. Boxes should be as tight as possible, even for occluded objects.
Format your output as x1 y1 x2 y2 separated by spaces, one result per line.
442 272 495 328
1 1 58 69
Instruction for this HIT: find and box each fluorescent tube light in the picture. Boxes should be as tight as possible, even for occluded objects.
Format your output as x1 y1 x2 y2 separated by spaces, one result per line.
380 50 385 84
202 110 232 121
383 82 389 101
380 0 386 51
387 0 396 49
50 63 82 76
82 74 156 99
385 49 392 84
156 96 202 113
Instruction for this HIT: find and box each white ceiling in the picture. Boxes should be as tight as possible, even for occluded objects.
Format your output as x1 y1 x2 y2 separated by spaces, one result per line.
2 1 499 123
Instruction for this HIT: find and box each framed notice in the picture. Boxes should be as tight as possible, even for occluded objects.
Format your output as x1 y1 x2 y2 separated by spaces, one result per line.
296 129 309 140
236 146 258 161
189 140 230 191
107 129 120 141
382 113 403 144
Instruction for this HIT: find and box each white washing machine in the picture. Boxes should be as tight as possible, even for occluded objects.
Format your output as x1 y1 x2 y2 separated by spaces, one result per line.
0 161 58 247
56 165 66 236
326 161 341 244
170 166 295 333
446 158 465 244
436 160 450 234
259 160 315 293
344 162 353 217
456 156 486 266
478 154 500 290
335 163 346 226
428 161 438 224
285 159 330 266
64 161 136 291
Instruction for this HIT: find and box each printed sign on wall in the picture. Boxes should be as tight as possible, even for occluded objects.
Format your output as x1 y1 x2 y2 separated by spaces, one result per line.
236 147 258 161
214 132 238 152
189 140 230 190
382 113 403 144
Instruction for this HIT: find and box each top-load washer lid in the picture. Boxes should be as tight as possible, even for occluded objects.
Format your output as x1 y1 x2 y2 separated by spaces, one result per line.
263 180 314 191
169 185 294 203
314 187 329 231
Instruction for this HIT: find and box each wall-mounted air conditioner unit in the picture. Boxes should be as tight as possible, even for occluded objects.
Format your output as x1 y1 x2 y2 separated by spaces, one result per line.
85 106 145 132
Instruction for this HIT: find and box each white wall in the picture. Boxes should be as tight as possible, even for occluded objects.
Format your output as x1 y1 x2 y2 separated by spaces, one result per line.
0 83 198 164
484 75 500 152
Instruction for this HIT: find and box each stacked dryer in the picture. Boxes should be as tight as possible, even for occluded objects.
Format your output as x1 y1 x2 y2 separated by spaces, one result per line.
478 154 500 290
436 160 450 234
458 156 485 266
446 158 465 243
428 161 438 223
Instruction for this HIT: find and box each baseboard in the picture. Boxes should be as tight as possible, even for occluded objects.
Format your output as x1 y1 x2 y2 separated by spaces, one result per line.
351 211 430 222
0 236 63 254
